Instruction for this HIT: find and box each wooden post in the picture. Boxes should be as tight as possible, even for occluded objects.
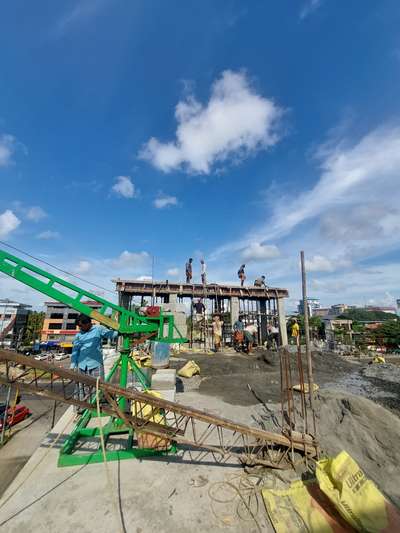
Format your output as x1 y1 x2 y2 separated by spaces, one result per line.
300 251 316 434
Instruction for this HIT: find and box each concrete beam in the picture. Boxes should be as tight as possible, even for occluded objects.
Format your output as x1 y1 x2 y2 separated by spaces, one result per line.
114 280 289 300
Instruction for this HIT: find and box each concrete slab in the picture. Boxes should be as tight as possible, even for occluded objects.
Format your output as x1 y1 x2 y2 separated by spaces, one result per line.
0 392 274 532
0 393 67 498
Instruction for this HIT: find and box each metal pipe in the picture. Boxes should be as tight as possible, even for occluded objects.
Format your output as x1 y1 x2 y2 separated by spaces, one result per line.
300 251 317 436
0 384 11 445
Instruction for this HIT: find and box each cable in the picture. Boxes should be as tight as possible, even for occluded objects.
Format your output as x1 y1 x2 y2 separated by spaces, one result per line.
95 377 125 533
0 239 116 296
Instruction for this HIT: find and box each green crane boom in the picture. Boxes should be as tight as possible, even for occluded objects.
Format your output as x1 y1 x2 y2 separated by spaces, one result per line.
0 246 188 466
0 247 185 343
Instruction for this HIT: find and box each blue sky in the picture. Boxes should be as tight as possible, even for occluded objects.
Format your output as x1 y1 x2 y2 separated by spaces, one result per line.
1 0 400 310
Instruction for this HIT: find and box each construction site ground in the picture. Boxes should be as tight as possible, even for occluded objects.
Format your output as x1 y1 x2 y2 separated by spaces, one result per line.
1 348 400 532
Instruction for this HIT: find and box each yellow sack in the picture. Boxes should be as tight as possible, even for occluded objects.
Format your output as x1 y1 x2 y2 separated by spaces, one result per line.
316 451 400 532
133 390 164 423
292 383 319 393
372 356 385 364
262 479 354 533
133 390 170 451
177 360 200 378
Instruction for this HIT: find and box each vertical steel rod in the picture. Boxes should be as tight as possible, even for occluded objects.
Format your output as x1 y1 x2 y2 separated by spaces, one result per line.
300 251 316 435
0 384 11 445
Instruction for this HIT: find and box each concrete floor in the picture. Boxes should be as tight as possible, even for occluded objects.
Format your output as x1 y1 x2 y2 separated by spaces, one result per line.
0 392 67 498
0 390 274 533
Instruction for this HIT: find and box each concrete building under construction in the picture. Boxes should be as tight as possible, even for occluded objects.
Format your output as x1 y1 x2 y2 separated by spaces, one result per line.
115 279 289 348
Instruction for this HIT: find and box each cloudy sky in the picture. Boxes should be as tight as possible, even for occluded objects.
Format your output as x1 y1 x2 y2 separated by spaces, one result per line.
1 1 400 310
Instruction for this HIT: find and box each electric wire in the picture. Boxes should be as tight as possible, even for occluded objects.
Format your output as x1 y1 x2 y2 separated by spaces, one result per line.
0 239 116 296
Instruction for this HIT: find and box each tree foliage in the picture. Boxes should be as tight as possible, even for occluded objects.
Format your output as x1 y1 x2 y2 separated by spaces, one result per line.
372 320 400 348
338 309 397 322
22 311 45 345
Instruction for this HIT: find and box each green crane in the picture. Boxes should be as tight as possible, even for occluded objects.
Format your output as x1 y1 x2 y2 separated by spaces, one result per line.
0 247 187 465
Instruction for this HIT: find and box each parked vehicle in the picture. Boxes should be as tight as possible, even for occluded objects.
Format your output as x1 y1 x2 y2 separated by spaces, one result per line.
34 353 50 361
54 353 68 361
0 405 31 430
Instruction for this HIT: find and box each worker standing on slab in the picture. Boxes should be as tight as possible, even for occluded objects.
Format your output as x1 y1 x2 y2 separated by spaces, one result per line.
291 318 300 345
233 316 245 351
212 315 223 352
185 257 193 283
238 264 246 287
267 323 279 349
200 259 207 285
244 323 258 353
254 275 267 288
71 314 118 411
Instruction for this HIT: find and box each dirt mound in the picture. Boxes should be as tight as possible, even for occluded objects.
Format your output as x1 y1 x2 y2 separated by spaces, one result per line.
316 390 400 507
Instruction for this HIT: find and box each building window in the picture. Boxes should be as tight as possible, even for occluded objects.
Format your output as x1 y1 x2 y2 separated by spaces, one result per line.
48 323 61 330
68 313 79 320
65 323 78 330
50 313 64 319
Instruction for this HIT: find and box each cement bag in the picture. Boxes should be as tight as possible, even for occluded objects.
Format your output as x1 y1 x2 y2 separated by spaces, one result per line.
316 451 400 532
178 360 200 378
292 383 319 393
133 390 163 421
133 390 170 451
262 479 354 533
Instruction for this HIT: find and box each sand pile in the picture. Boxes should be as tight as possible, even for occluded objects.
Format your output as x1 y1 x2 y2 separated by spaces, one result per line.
253 388 400 506
316 390 400 506
361 362 400 384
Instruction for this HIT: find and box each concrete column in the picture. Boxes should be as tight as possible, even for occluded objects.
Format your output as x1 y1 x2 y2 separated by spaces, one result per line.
259 299 268 344
277 298 288 346
169 293 178 304
231 297 239 328
119 293 131 310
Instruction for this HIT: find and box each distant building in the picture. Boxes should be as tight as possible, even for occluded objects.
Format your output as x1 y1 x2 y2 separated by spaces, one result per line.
41 301 102 347
330 304 349 315
323 316 353 347
0 299 31 348
298 297 320 317
397 299 400 317
313 308 330 318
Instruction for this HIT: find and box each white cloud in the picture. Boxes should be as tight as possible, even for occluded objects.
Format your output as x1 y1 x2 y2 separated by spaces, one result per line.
26 206 47 222
214 125 400 260
241 243 280 262
0 135 17 167
36 230 60 240
54 0 111 35
269 126 400 242
299 0 323 20
140 70 283 174
305 255 335 272
153 194 178 209
111 176 136 199
75 260 92 274
0 210 20 238
137 275 152 281
167 267 179 277
111 250 150 269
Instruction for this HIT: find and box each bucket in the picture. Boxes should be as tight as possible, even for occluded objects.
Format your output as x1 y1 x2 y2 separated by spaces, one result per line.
151 341 170 369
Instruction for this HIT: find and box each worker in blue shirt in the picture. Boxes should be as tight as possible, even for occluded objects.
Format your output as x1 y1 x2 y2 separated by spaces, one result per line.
71 314 118 411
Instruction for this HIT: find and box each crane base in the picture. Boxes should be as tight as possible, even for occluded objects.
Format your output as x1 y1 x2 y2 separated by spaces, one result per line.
58 408 177 467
